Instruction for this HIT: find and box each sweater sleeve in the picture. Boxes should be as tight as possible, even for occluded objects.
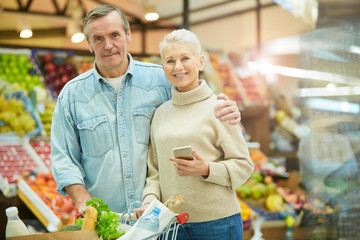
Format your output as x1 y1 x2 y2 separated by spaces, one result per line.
203 121 254 191
142 131 161 204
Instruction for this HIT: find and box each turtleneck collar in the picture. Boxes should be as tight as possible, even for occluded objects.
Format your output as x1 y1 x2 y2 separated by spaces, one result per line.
171 80 213 106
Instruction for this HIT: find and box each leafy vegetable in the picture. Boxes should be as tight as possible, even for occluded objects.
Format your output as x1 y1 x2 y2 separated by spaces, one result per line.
60 224 82 232
75 198 126 240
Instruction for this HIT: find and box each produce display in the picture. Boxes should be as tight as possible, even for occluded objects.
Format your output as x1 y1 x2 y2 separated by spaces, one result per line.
0 94 37 136
36 52 78 97
30 140 51 169
74 56 94 73
237 75 267 104
24 172 78 224
0 52 43 92
236 149 306 223
207 52 246 102
0 145 37 184
38 101 56 136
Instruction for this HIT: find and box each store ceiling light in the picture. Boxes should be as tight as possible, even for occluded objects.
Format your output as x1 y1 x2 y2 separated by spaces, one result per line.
71 32 85 43
143 0 159 21
326 83 336 93
248 61 355 85
20 29 33 38
295 86 360 97
304 98 360 114
145 11 159 21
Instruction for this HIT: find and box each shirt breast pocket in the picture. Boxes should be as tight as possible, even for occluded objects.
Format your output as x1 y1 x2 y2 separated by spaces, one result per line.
77 115 113 158
133 107 156 145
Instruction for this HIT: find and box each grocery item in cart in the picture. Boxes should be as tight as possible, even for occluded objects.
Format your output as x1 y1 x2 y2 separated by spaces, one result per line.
120 199 187 240
136 207 161 232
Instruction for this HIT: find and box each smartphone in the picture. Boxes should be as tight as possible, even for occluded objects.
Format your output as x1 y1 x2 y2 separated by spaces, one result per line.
173 146 194 160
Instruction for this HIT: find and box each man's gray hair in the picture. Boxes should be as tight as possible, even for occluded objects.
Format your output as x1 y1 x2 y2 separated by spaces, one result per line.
82 5 130 41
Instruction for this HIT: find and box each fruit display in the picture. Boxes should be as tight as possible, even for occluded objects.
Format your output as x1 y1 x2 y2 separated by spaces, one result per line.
238 197 253 221
0 51 44 92
30 140 52 170
38 101 56 136
0 94 37 136
36 51 78 97
0 144 37 185
21 172 78 227
228 53 268 105
206 52 246 102
237 75 267 104
74 55 94 73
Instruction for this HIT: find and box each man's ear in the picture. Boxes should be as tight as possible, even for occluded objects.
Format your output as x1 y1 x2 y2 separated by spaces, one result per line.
126 29 132 44
88 44 94 53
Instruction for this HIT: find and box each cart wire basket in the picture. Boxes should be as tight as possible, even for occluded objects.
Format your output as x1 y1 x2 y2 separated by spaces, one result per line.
118 211 189 240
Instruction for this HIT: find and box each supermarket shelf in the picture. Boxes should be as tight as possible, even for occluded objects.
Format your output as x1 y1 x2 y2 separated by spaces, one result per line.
17 179 60 232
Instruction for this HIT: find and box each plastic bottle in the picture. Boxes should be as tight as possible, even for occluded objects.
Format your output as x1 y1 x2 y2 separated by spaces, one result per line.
283 215 295 240
5 206 30 238
136 207 161 232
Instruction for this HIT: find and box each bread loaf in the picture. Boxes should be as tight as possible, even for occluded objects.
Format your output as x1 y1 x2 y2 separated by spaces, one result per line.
164 194 185 213
81 206 98 230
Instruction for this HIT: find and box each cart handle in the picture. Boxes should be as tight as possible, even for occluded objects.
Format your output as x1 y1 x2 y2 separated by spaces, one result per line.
176 212 189 225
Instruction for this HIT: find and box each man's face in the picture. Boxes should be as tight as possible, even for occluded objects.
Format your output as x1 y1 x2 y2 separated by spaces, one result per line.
86 11 131 77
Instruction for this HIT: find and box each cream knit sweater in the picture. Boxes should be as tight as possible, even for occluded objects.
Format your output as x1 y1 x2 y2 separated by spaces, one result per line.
143 80 254 222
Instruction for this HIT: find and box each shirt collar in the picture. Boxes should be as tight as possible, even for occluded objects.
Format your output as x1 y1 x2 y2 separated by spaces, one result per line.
171 80 213 106
94 53 134 83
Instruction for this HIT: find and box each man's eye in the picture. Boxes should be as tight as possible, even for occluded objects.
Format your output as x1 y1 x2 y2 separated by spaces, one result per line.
113 33 119 38
166 60 174 64
95 37 102 42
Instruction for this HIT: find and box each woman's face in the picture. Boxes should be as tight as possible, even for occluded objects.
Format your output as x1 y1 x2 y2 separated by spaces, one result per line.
162 43 204 92
86 11 131 77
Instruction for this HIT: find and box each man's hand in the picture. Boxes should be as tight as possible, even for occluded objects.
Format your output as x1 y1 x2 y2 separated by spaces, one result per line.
170 150 209 177
64 184 92 215
216 93 241 125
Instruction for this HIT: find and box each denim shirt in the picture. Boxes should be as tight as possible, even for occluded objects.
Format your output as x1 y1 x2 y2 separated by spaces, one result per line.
50 54 172 213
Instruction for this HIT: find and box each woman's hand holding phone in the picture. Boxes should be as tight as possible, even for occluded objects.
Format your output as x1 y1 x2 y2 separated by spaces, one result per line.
170 147 209 177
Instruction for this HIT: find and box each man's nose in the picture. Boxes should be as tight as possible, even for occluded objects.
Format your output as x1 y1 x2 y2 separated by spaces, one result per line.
104 38 113 49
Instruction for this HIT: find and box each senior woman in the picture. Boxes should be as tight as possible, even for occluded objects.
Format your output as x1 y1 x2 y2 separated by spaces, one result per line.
135 29 254 240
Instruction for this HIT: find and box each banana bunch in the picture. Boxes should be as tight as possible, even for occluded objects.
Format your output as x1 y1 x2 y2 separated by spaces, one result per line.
265 193 285 212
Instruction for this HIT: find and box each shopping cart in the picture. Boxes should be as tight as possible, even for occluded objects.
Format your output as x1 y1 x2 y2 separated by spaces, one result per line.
118 211 189 240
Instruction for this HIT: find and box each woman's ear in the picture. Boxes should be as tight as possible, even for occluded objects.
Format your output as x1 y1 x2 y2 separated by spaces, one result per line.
199 56 205 71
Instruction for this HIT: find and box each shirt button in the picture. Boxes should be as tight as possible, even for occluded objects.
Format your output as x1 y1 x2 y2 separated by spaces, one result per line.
112 95 115 98
123 154 127 158
120 113 123 116
121 133 125 136
129 195 133 199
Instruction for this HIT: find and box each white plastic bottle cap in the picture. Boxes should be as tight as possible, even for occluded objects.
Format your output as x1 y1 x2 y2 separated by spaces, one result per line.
6 207 19 217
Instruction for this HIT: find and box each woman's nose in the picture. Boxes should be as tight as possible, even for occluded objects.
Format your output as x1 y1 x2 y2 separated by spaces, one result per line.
174 60 183 69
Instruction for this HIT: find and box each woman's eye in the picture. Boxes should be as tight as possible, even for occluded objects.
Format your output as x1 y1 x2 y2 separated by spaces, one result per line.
166 60 174 64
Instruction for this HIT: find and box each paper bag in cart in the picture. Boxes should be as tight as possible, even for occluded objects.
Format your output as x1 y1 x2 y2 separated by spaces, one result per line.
119 199 176 240
6 230 100 240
